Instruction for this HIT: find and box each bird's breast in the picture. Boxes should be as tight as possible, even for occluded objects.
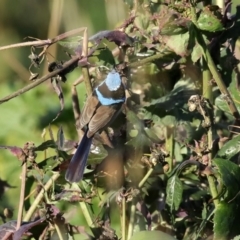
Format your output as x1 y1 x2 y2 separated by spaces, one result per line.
95 81 125 106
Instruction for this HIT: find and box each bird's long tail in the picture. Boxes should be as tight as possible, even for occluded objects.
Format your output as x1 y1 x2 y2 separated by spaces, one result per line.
65 131 93 182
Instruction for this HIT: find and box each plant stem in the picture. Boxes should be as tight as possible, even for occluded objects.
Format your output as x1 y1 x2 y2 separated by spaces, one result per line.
82 68 92 96
75 182 100 238
202 61 213 103
126 167 155 240
129 52 175 69
194 26 240 120
81 28 93 96
138 168 154 188
127 199 136 240
16 162 27 229
207 175 220 206
203 66 214 161
75 183 94 227
23 172 60 221
122 195 126 240
165 126 174 173
54 221 64 240
202 60 219 205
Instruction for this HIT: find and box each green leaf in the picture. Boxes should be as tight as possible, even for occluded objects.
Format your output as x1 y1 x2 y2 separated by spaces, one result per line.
127 110 144 130
191 34 209 63
166 175 183 211
129 129 138 138
161 115 176 127
37 156 62 172
215 96 232 119
87 143 108 165
214 201 240 240
89 47 115 68
126 131 152 149
162 32 190 57
197 6 224 32
56 126 65 150
158 6 189 36
135 15 151 31
35 140 56 151
216 135 240 160
215 73 240 119
133 211 148 232
58 36 83 50
191 41 202 63
145 77 198 113
144 128 159 142
174 121 194 144
54 189 91 203
160 18 188 36
213 158 240 201
126 110 152 149
130 230 177 240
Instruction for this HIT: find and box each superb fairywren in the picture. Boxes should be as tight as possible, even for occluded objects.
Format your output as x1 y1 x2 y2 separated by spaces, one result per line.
65 70 125 182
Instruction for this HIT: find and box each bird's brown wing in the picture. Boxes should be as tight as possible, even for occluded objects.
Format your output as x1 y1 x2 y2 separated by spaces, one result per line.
87 104 119 137
79 95 99 129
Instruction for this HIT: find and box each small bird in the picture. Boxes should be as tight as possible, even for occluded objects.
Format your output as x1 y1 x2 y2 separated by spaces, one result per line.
65 70 125 182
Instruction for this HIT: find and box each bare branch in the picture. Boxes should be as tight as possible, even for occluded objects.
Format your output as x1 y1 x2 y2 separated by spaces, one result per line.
0 56 80 104
0 27 87 51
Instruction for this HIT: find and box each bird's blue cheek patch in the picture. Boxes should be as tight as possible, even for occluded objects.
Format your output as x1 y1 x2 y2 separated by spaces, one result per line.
96 89 125 105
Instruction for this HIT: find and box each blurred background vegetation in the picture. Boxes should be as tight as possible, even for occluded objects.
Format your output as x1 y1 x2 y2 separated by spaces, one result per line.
0 0 239 239
0 0 128 224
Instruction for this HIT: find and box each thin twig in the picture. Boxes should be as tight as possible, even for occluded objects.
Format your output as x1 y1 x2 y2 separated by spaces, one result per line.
81 28 93 95
54 221 64 240
16 162 27 229
0 41 51 51
122 195 126 240
0 49 174 105
23 172 60 222
138 168 154 188
2 232 13 240
127 167 154 240
0 27 86 51
0 56 79 104
73 182 101 238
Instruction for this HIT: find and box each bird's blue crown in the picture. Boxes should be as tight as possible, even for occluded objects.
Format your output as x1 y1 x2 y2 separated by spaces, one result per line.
104 70 122 91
